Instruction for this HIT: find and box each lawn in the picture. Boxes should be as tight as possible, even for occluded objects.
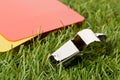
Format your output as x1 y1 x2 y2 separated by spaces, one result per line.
0 0 120 80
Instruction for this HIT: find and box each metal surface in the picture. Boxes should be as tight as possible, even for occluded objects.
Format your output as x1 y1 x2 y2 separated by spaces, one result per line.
50 29 107 65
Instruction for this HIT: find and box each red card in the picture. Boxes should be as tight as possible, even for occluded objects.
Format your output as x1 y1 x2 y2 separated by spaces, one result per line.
0 0 84 52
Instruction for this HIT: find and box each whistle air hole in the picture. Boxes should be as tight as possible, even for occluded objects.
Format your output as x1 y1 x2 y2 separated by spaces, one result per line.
72 35 86 51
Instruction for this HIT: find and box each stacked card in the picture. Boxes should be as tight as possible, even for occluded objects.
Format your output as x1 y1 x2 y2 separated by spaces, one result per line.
0 0 84 52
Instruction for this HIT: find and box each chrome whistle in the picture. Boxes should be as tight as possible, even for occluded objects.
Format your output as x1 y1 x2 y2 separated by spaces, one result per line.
50 29 107 65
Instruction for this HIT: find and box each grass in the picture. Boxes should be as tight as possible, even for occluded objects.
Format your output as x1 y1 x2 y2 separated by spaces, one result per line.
0 0 120 80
